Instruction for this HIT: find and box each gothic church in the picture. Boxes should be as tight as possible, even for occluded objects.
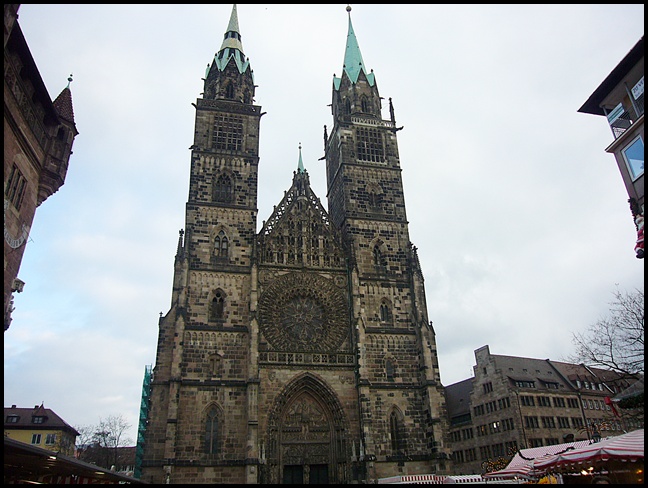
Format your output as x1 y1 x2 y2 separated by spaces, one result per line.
142 5 450 484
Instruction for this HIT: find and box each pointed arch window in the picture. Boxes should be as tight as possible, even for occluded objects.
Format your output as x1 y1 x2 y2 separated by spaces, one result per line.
225 83 234 99
390 410 406 454
344 99 351 115
361 97 369 113
213 174 233 203
368 190 382 211
214 230 229 259
210 290 225 321
386 359 395 381
380 302 391 324
373 244 387 270
205 407 219 455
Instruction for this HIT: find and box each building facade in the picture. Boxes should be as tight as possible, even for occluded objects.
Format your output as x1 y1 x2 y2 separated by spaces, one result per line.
4 403 79 456
4 3 78 331
141 5 450 484
445 345 642 475
578 36 644 259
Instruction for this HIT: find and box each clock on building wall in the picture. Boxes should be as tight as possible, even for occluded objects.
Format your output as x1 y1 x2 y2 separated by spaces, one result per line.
4 199 29 249
258 272 348 352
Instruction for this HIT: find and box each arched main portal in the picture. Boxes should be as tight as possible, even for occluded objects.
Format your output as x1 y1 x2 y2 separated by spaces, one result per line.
265 373 351 484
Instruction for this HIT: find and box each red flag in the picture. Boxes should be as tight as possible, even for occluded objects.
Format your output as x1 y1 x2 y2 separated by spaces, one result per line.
604 396 620 418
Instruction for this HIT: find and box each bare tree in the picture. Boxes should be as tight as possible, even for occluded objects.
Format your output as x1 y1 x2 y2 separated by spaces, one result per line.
570 286 644 377
76 414 133 470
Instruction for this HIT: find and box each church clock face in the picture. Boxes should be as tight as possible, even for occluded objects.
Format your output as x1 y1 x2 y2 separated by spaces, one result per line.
258 272 348 352
4 199 29 249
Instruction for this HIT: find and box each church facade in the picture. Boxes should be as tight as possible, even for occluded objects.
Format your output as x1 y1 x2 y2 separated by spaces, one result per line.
141 5 450 484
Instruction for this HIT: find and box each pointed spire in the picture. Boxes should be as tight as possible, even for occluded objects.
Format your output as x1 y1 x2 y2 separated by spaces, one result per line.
219 4 243 52
297 143 305 173
53 73 76 124
212 4 250 74
339 5 375 86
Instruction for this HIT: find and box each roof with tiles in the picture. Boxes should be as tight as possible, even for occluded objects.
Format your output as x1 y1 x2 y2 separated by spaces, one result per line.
4 404 80 435
52 83 76 124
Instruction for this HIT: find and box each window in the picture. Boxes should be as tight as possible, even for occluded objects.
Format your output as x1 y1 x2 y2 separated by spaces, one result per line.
520 396 535 407
567 398 579 408
503 418 515 431
515 380 536 388
529 438 543 448
210 290 225 321
553 397 566 408
571 417 584 428
380 302 391 323
214 230 229 258
545 438 559 446
31 434 42 445
385 359 395 381
6 415 19 423
557 417 570 428
541 416 556 429
212 114 243 151
45 433 56 445
537 396 551 407
213 174 233 203
622 135 644 180
373 244 387 269
389 410 405 454
483 382 493 393
524 416 539 429
356 127 385 162
5 164 27 210
32 416 45 424
367 189 382 211
205 408 219 455
225 83 234 99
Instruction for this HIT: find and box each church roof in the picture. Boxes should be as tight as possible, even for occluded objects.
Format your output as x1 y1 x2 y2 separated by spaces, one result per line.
334 6 375 90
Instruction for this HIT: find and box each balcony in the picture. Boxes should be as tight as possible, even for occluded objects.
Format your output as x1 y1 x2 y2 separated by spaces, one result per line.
607 93 644 139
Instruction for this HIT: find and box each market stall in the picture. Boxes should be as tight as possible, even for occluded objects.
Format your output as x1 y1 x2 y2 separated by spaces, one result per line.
530 429 644 484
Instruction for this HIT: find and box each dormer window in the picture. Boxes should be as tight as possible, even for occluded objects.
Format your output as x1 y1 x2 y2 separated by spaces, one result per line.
6 415 19 423
32 416 45 424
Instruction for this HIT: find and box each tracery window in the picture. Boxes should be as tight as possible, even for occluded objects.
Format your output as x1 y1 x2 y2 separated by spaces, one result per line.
380 302 391 323
213 174 233 203
214 230 229 259
361 97 369 113
210 290 225 321
205 407 219 455
373 244 387 270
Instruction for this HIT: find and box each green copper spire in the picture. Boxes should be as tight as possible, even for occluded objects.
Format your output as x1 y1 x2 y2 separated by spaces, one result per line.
336 5 375 88
297 143 305 173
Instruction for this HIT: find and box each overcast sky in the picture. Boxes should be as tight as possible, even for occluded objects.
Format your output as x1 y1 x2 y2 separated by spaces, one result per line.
5 4 644 444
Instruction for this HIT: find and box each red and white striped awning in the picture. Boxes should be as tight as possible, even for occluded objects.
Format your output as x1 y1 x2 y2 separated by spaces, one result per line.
531 429 644 472
483 440 591 479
